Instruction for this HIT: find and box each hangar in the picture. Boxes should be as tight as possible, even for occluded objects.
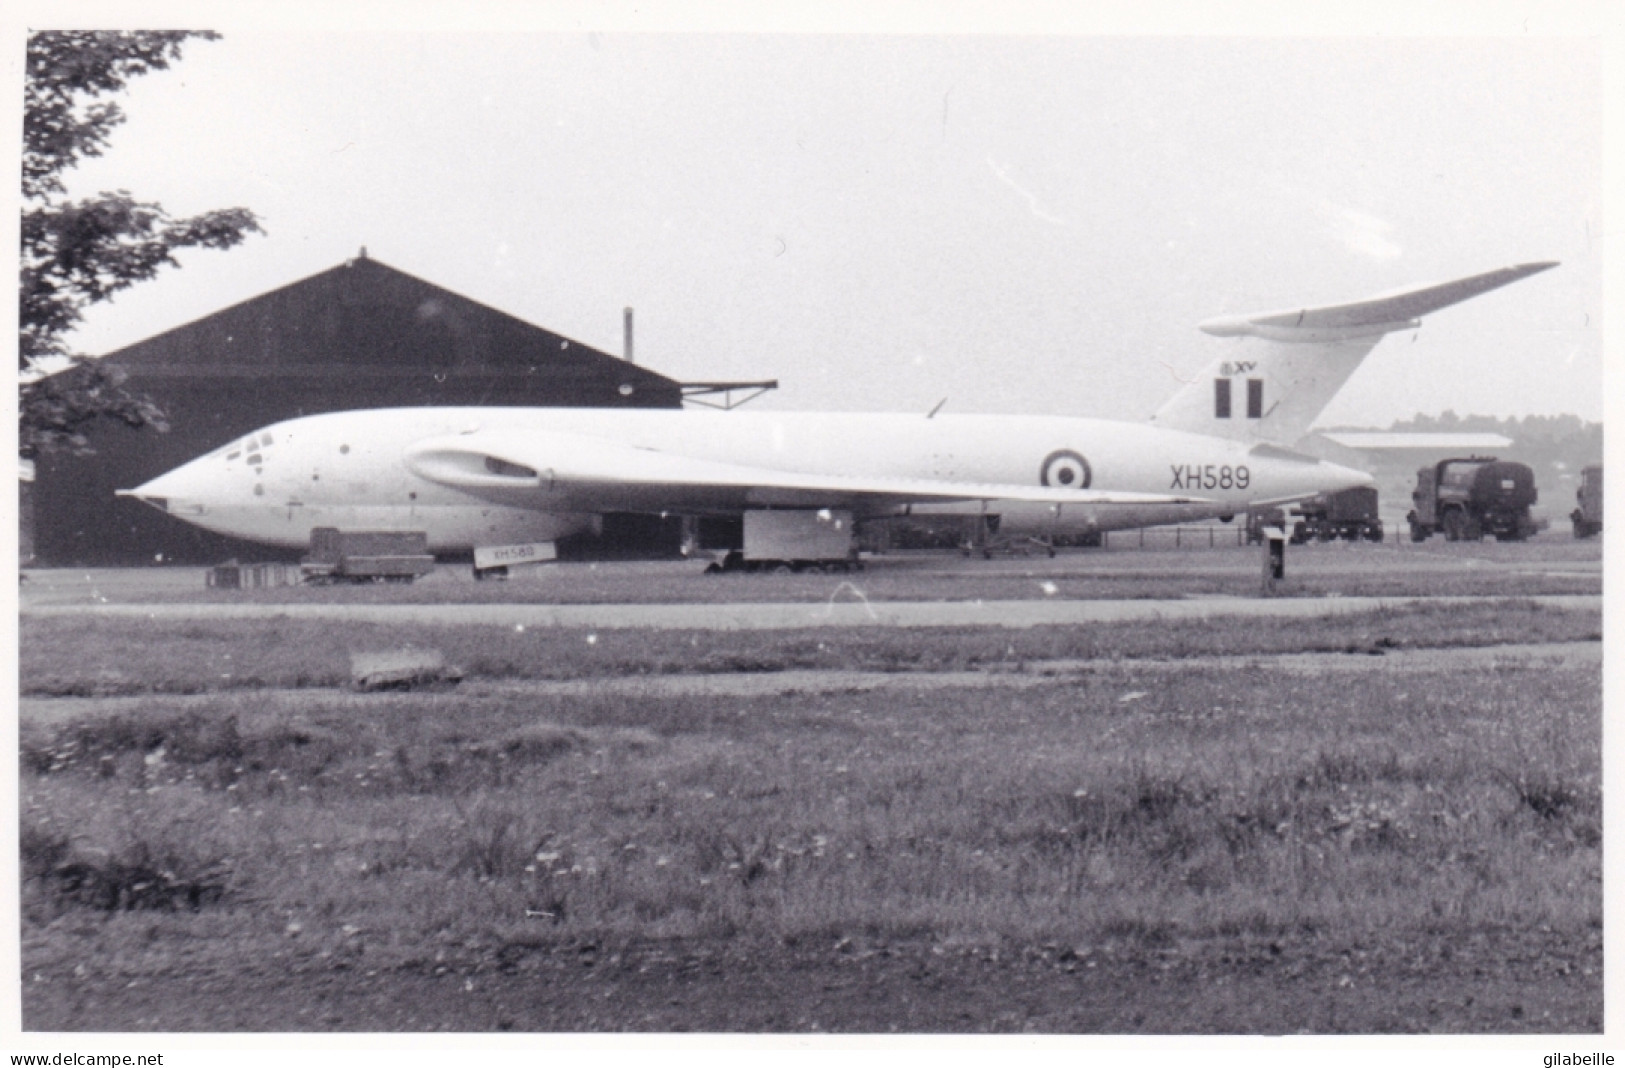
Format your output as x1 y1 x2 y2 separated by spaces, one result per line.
30 253 690 565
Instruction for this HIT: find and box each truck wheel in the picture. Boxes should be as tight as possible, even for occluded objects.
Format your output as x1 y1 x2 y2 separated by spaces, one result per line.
1442 511 1463 542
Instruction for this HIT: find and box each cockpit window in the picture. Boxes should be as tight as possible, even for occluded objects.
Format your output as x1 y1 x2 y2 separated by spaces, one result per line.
216 433 275 463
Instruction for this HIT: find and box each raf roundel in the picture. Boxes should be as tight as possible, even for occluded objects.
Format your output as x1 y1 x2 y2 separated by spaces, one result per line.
1039 449 1092 489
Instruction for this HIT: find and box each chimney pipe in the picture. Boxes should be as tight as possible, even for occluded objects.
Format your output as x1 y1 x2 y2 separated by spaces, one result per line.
623 307 634 364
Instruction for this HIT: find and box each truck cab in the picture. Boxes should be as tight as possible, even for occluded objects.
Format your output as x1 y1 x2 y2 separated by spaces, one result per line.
1408 457 1538 542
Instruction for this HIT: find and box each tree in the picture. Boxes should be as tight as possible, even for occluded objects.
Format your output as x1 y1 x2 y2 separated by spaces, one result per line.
20 30 262 459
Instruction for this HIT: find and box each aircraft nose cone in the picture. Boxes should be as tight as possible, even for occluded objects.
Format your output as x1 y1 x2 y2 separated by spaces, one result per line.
116 459 217 516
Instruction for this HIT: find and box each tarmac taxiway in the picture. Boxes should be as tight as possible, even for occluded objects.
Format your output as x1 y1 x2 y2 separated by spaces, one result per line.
19 593 1604 629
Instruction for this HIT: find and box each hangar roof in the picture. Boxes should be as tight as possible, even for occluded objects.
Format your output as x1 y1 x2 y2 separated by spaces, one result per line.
1316 431 1514 451
100 253 682 400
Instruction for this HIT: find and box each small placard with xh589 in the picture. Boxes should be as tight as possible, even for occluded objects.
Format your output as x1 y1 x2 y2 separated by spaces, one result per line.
474 541 557 569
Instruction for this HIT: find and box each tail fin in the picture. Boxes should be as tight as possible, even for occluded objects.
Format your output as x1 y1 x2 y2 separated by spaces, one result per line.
1149 261 1558 445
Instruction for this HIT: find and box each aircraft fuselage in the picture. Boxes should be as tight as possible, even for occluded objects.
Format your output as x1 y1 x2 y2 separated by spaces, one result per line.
131 407 1372 552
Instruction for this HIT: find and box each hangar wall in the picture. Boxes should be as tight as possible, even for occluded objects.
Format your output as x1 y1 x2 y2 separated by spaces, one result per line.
32 255 685 565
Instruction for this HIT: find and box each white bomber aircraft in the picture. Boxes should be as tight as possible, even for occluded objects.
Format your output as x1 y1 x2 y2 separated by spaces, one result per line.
120 262 1556 565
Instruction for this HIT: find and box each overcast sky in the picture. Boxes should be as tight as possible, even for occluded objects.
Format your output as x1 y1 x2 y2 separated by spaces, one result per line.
28 15 1606 427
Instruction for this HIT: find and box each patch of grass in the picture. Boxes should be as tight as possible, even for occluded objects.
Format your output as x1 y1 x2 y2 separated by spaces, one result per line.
21 822 232 916
445 802 539 881
1494 757 1600 848
1506 772 1579 821
46 841 230 913
21 708 352 794
481 721 589 762
20 600 1599 697
18 555 1602 1030
20 654 1599 969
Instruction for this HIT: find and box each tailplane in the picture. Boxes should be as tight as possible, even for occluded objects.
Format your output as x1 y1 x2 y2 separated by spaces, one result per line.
1149 262 1558 445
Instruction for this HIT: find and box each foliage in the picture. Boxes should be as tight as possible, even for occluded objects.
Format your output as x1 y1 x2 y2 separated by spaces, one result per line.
20 30 262 457
19 360 169 459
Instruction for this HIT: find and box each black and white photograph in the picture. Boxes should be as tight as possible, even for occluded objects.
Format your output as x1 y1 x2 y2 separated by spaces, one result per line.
10 1 1610 1059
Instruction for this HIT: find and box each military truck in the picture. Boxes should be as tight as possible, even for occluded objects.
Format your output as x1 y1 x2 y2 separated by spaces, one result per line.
1246 486 1381 545
1290 486 1383 543
301 528 435 584
1571 463 1603 539
1407 457 1538 542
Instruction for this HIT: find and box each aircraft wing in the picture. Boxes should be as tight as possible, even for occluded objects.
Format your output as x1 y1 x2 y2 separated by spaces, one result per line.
402 429 1210 513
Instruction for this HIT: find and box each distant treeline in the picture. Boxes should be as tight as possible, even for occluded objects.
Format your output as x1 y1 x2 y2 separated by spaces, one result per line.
1387 412 1602 472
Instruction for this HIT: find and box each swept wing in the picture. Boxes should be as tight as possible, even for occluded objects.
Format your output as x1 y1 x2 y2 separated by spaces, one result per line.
402 429 1209 513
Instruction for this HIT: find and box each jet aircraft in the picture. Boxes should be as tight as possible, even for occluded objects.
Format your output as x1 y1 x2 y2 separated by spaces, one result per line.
120 262 1556 567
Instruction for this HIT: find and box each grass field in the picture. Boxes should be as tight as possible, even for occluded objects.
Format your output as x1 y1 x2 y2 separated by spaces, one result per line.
18 585 1602 1032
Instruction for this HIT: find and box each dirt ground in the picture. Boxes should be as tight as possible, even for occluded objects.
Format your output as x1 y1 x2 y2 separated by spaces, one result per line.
22 925 1600 1033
